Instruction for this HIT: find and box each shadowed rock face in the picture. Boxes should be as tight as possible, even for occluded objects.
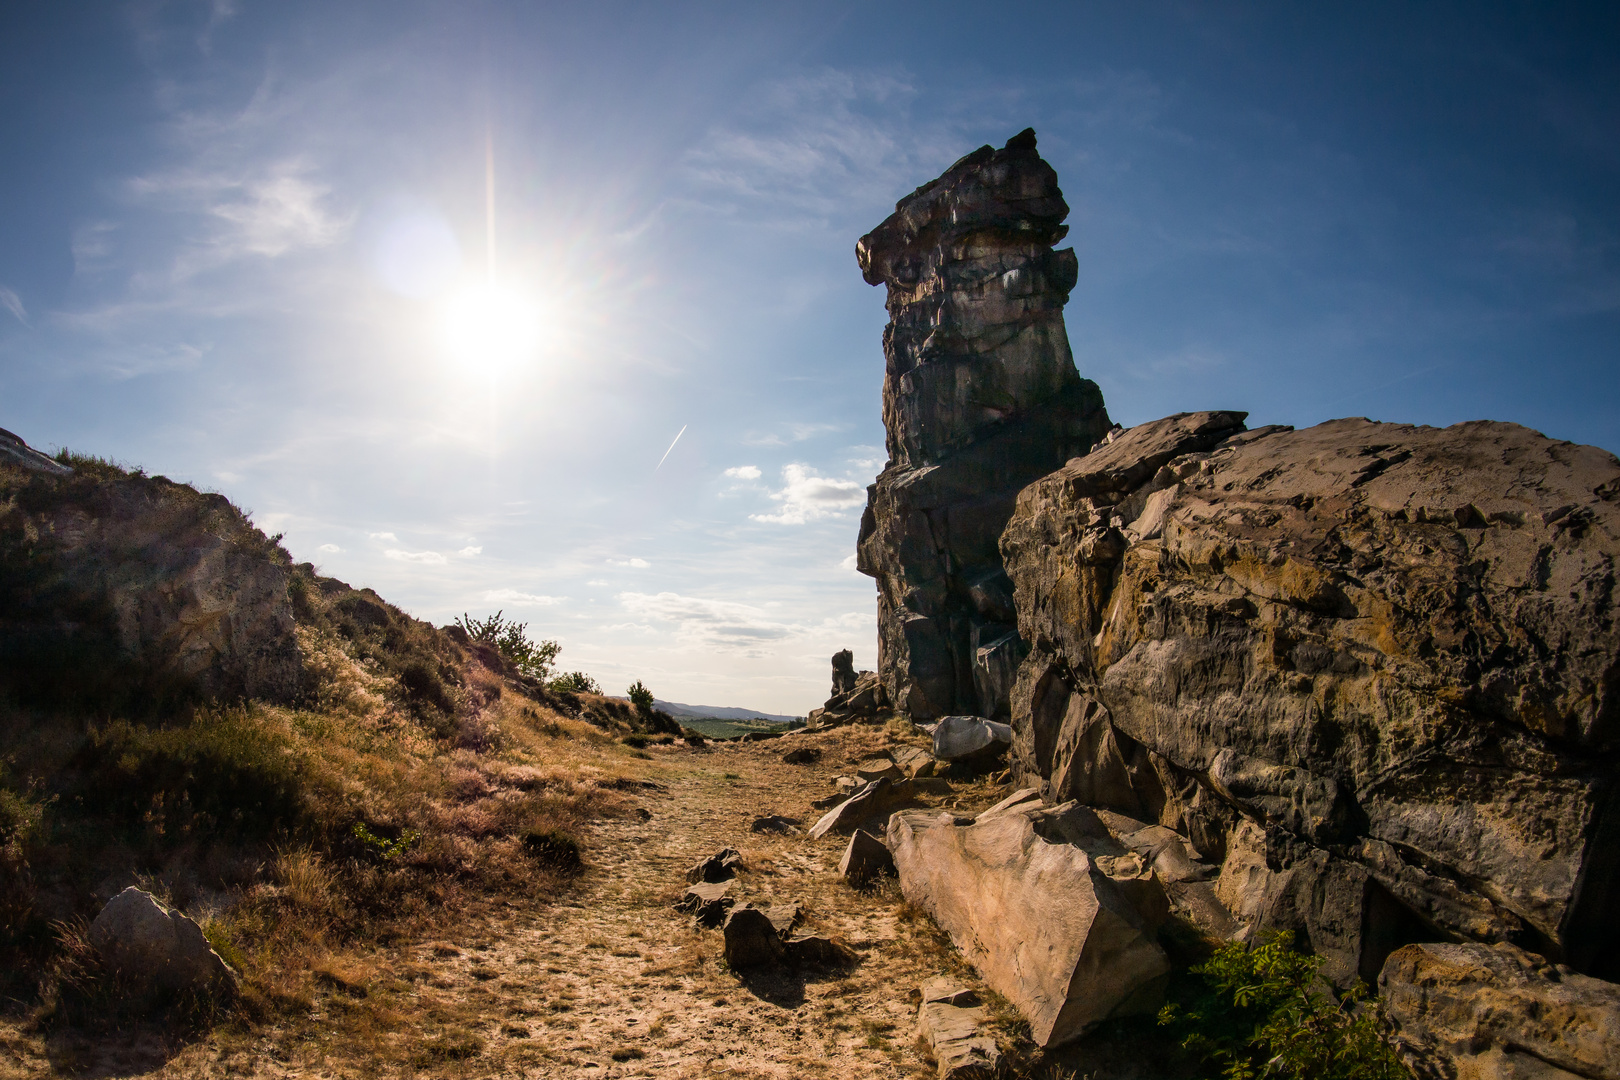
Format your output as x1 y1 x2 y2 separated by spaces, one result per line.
1002 413 1620 979
855 129 1112 721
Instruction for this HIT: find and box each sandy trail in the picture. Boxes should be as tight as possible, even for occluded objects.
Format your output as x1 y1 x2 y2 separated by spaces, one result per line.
2 725 1013 1079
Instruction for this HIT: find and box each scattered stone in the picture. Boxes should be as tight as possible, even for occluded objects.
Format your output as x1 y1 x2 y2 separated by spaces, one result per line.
930 716 1013 763
811 792 844 810
781 746 821 765
88 887 237 995
911 777 953 796
722 904 786 968
674 881 735 928
838 830 895 884
740 730 783 742
887 806 1169 1047
835 775 861 792
918 979 1001 1079
750 815 801 835
975 787 1042 820
764 902 802 937
889 744 937 778
808 776 915 840
784 934 857 968
856 757 904 783
1380 941 1620 1080
686 847 743 884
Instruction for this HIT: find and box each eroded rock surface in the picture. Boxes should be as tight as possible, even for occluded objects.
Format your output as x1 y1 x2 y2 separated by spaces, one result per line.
1380 942 1620 1080
89 887 236 995
854 128 1112 723
886 803 1169 1047
1002 413 1620 979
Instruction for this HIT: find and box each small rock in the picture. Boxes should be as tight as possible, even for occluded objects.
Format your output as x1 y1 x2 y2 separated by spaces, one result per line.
782 746 821 765
856 758 903 783
750 815 802 835
764 902 802 937
811 792 844 809
722 904 785 968
911 777 953 796
674 881 735 928
808 776 915 839
838 829 895 884
835 775 861 792
889 744 937 778
918 979 1000 1079
930 716 1012 763
686 847 744 884
785 933 857 968
88 887 236 996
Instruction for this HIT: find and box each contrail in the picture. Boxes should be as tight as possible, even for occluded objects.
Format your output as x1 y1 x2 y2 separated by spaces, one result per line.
654 425 687 472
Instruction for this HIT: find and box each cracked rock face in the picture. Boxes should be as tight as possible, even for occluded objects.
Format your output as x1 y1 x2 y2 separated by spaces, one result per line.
1002 413 1620 980
855 128 1111 721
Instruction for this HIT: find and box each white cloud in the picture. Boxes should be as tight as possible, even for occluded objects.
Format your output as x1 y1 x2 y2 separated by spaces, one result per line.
608 557 650 568
742 422 845 447
724 465 761 480
0 285 27 326
839 553 858 571
384 548 446 565
750 464 867 525
318 543 342 553
369 531 398 541
586 579 611 586
458 545 483 557
617 590 874 656
482 589 563 606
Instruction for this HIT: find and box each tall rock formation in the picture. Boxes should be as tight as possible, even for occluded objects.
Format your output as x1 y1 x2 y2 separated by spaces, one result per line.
1001 413 1620 981
855 129 1112 721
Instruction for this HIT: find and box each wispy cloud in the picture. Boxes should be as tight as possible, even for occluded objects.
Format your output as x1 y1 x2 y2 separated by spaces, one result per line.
458 545 483 557
385 548 447 565
743 422 845 447
750 463 866 525
482 588 563 606
369 531 398 541
723 465 761 480
0 286 27 326
318 542 342 553
607 557 650 568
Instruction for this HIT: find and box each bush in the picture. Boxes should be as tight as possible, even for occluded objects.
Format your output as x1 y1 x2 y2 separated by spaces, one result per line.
521 829 583 876
627 680 654 714
1157 933 1408 1080
549 671 601 694
455 611 560 681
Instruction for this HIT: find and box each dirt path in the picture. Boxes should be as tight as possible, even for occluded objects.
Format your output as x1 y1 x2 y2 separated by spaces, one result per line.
3 725 1016 1079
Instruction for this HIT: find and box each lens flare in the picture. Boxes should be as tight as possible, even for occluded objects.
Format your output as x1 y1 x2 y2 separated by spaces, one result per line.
439 282 543 372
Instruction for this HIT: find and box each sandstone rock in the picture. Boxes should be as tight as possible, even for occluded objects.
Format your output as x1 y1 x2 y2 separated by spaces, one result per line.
784 933 857 968
721 904 784 968
889 744 937 778
856 758 904 783
831 648 857 696
839 829 896 884
686 847 743 884
1002 414 1620 978
918 979 1001 1079
1380 941 1620 1080
0 427 71 475
88 887 236 995
809 776 915 839
931 716 1012 763
887 805 1169 1047
854 129 1112 722
674 880 735 928
781 746 821 765
0 455 303 704
751 814 801 835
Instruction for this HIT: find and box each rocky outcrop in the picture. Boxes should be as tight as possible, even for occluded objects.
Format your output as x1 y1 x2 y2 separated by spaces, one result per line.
1380 942 1620 1080
806 651 892 728
0 450 302 706
0 427 71 475
854 129 1112 722
886 801 1170 1047
917 979 1001 1079
1001 413 1620 980
89 887 236 996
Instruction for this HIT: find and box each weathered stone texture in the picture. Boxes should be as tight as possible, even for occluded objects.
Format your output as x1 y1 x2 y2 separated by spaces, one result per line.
89 887 236 995
1002 413 1620 979
854 129 1112 721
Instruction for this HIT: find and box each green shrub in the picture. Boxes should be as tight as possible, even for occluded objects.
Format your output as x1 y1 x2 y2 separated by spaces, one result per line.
621 733 652 749
456 611 559 681
350 823 419 862
1157 932 1408 1080
627 680 654 714
549 671 601 694
66 711 308 840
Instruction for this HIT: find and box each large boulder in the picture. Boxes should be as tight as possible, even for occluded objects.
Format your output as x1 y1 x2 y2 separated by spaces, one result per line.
886 804 1170 1047
1380 941 1620 1080
808 776 914 839
88 887 236 995
854 128 1112 722
1002 414 1620 980
930 716 1012 763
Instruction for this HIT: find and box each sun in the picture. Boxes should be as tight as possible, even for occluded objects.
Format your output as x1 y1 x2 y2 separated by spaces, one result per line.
438 281 544 373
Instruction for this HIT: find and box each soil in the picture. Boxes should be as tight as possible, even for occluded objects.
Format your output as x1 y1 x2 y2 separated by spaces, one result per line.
0 724 1036 1079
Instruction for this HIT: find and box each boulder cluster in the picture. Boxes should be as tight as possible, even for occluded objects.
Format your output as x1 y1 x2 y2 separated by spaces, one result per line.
851 129 1620 1076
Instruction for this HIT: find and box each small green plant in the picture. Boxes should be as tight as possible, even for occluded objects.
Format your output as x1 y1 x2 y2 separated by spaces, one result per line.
456 611 560 681
1157 932 1408 1080
549 671 601 694
350 823 419 862
627 679 654 714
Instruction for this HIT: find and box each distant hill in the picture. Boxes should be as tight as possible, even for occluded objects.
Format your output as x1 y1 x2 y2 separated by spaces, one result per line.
653 699 799 724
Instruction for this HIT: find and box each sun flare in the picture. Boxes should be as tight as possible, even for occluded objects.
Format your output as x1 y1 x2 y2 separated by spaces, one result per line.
438 282 544 373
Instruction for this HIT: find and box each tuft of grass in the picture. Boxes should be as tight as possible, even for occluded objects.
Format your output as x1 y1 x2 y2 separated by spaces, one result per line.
521 829 584 876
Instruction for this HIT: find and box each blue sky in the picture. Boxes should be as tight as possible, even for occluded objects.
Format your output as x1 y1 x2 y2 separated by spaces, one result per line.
2 2 1617 714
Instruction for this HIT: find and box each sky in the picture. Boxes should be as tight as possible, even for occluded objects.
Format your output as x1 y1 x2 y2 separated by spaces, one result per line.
2 2 1617 715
